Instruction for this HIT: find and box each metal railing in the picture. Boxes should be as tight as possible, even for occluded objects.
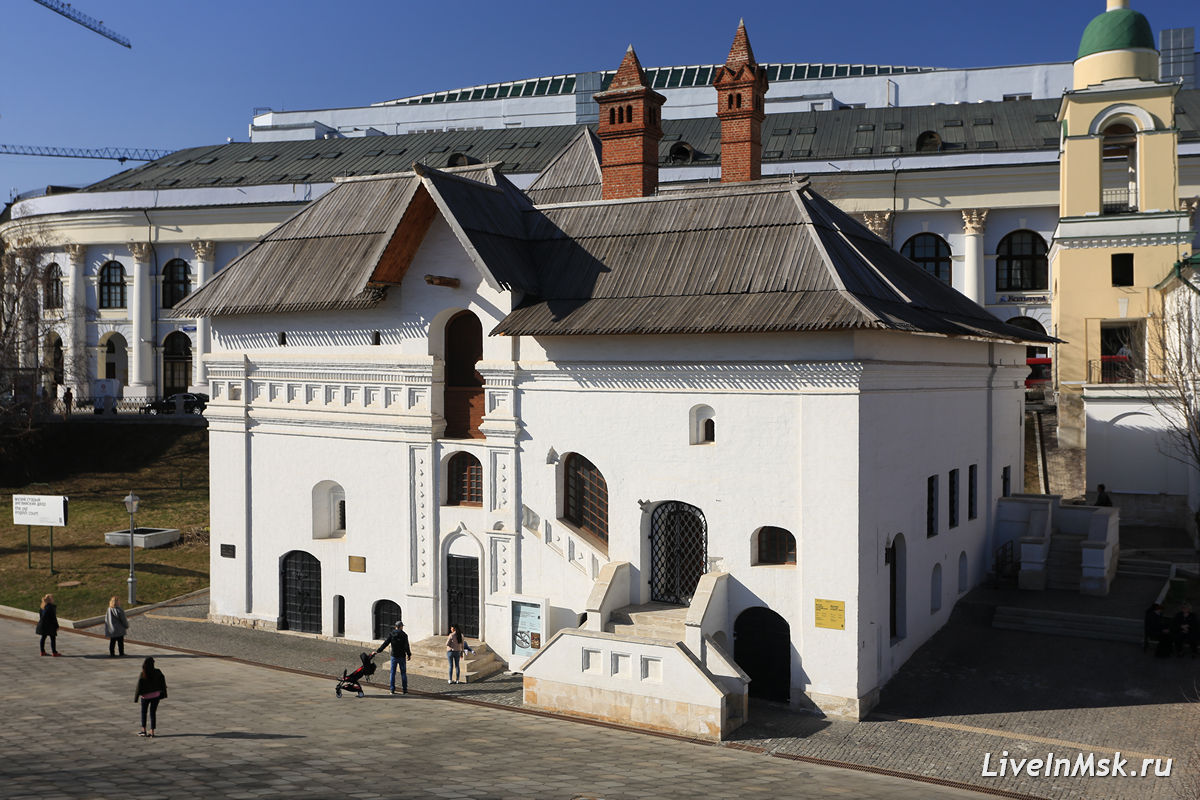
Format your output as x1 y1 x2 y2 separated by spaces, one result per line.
1086 356 1165 384
1101 187 1136 215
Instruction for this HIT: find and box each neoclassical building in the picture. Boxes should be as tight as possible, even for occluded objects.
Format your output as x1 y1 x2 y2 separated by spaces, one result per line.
3 2 1195 420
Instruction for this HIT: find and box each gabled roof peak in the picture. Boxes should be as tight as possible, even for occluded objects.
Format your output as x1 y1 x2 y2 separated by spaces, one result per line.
607 45 649 91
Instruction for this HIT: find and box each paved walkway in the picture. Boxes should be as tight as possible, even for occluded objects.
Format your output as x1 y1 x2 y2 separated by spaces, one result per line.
5 588 1196 800
2 615 989 800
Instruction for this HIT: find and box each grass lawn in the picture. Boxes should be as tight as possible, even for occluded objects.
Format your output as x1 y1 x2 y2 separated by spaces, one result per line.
1 423 209 620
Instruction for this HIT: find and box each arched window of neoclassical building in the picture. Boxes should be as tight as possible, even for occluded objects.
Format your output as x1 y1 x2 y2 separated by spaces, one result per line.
900 233 952 285
995 231 1048 292
161 259 191 309
754 526 796 565
562 453 608 544
446 451 483 507
1101 123 1137 215
689 404 715 444
443 310 484 439
43 263 63 310
99 261 126 309
312 481 347 539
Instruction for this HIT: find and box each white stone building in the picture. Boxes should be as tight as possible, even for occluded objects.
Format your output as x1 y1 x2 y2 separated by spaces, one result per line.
179 33 1043 736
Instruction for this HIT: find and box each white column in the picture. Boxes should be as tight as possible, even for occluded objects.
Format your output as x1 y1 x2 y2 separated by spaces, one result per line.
961 209 989 306
64 244 89 394
190 240 215 390
128 242 154 396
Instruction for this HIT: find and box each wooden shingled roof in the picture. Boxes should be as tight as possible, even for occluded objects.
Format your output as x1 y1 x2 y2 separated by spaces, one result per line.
178 148 1049 346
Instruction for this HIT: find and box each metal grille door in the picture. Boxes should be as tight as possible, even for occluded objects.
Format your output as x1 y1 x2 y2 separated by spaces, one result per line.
446 555 480 639
281 551 322 634
650 501 708 605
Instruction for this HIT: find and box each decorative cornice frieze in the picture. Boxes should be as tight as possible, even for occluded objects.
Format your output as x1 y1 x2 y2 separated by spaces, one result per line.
962 208 989 235
860 211 892 239
190 240 215 260
518 360 866 392
1056 232 1195 249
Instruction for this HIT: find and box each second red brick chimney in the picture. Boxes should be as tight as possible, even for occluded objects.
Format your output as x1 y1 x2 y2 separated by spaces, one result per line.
713 20 768 183
594 45 665 200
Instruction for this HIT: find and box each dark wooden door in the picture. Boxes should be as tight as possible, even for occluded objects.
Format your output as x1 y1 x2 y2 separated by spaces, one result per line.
650 501 707 604
281 551 322 633
447 555 480 638
734 607 791 702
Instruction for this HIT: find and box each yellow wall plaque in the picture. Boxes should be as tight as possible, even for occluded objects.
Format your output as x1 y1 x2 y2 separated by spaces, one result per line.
814 598 845 630
348 556 366 573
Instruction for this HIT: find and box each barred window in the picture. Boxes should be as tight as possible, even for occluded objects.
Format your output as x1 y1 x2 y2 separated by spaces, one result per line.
447 452 483 506
563 453 608 544
757 526 796 565
900 233 952 285
44 263 63 309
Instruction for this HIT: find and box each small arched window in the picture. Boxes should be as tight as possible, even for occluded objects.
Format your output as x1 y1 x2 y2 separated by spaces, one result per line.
312 481 346 539
900 233 952 285
563 453 608 544
99 261 126 309
161 259 190 309
916 131 942 152
43 263 63 309
447 452 483 506
995 230 1048 291
689 404 715 444
756 526 796 565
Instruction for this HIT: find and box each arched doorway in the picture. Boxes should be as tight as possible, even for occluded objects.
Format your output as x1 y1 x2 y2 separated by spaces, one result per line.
374 599 403 639
446 536 480 638
734 607 790 702
280 551 322 633
650 501 707 605
886 534 907 641
443 311 484 439
162 332 192 397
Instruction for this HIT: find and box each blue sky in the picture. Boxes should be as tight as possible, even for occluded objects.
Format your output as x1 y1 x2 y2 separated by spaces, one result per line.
1 0 1194 197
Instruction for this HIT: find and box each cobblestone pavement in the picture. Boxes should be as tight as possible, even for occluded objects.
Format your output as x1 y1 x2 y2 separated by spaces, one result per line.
1 615 993 800
9 589 1197 800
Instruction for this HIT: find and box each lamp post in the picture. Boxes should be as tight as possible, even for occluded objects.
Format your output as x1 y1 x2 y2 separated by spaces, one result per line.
124 492 139 605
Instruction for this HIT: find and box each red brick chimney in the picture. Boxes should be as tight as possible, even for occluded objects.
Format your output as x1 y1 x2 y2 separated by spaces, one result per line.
713 20 768 183
594 45 665 200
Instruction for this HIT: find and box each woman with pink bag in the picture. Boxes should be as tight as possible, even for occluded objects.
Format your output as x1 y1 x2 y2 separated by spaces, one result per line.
133 657 168 737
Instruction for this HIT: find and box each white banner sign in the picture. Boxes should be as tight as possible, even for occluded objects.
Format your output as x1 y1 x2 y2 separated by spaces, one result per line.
12 495 68 527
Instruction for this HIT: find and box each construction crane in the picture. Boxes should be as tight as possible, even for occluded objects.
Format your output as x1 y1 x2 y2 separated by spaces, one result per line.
0 144 170 163
32 0 131 48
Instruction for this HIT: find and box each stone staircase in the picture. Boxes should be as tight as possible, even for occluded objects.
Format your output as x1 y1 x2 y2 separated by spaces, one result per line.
605 602 688 642
406 635 507 683
1116 558 1172 579
992 606 1142 644
1046 533 1084 591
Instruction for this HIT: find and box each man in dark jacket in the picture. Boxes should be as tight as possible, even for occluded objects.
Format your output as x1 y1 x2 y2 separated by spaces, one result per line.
375 620 411 694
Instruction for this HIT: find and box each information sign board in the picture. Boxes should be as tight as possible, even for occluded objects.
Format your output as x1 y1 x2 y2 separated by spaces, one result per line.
814 598 845 630
12 495 68 527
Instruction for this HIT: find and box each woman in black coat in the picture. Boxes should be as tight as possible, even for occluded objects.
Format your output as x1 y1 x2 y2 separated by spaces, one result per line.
134 657 168 737
36 593 60 656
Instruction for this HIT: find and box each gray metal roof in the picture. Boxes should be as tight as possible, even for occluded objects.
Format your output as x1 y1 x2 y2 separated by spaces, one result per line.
524 128 602 205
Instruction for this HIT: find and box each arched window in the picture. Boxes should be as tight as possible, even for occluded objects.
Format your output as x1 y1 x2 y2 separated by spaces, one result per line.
1101 123 1137 214
373 599 402 640
99 261 126 309
609 108 616 125
916 131 941 152
312 481 346 539
958 551 969 594
900 233 952 285
931 563 943 613
447 452 483 506
162 331 192 397
689 404 715 445
995 231 1048 291
43 263 63 309
756 526 796 565
161 259 190 309
563 453 608 543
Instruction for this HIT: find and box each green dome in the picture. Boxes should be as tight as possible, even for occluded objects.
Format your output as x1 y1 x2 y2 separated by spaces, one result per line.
1077 8 1156 59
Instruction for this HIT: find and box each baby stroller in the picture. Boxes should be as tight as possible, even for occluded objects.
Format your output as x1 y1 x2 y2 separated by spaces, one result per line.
335 652 377 698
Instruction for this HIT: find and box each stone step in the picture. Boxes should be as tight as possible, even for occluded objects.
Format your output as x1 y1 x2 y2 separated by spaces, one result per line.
992 606 1141 643
1117 559 1171 578
403 636 507 683
606 602 688 641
